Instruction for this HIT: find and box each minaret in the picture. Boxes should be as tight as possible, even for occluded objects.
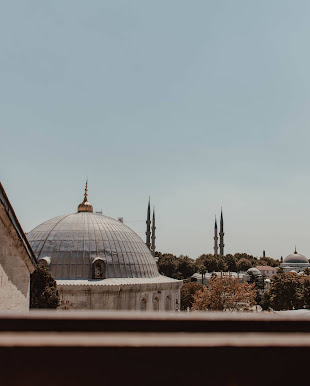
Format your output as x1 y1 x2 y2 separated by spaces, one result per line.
219 208 224 256
214 216 218 256
151 207 156 256
145 198 151 250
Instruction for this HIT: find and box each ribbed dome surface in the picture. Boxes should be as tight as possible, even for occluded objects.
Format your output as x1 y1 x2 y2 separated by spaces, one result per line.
27 212 159 280
283 252 308 264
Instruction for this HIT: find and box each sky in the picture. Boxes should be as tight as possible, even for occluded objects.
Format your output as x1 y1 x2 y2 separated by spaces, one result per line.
1 0 310 260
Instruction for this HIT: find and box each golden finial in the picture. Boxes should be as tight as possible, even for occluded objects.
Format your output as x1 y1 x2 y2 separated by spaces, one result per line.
78 180 93 213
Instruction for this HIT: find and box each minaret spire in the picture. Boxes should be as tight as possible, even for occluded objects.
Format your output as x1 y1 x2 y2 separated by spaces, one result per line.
219 207 224 256
145 197 151 250
214 215 218 256
151 207 156 256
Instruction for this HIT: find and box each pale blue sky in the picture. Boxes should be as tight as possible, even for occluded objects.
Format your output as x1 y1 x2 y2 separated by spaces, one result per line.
1 1 310 259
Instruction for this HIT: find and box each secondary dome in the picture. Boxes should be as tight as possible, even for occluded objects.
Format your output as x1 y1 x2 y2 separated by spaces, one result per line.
283 249 308 264
247 268 261 276
27 184 158 280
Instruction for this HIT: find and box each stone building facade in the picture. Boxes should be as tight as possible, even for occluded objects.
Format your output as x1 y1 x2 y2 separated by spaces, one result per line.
58 277 180 311
0 183 37 311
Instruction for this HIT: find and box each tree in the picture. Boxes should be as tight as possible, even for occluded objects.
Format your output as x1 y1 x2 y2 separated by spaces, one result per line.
302 276 310 309
216 256 227 272
197 254 218 273
269 272 304 310
30 266 59 309
237 258 252 272
181 282 205 310
303 268 310 276
260 292 271 311
178 255 196 279
157 254 179 278
257 257 280 267
234 253 256 261
198 265 207 284
224 254 237 272
191 276 256 311
196 254 213 266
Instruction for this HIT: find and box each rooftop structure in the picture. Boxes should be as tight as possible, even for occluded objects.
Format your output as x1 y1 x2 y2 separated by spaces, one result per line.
280 248 310 273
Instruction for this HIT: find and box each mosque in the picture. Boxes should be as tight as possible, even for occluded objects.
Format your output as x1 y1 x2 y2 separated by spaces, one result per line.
27 182 182 311
280 248 310 273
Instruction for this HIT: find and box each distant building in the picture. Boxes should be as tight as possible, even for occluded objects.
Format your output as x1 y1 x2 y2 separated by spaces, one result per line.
0 182 37 310
192 271 248 285
255 266 277 278
280 249 310 273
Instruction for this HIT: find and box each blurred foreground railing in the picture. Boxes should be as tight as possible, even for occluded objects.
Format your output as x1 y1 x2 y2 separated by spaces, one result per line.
0 311 309 386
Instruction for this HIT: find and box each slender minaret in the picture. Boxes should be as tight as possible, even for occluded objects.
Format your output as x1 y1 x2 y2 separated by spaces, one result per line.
146 198 151 250
214 216 218 256
219 208 225 256
151 207 156 256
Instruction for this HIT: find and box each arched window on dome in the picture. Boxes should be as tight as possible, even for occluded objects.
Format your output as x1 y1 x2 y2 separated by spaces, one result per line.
140 298 147 311
92 258 106 280
153 297 159 311
165 296 171 311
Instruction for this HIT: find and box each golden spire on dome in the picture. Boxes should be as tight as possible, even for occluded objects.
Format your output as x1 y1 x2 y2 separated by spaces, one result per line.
84 180 88 201
78 180 93 213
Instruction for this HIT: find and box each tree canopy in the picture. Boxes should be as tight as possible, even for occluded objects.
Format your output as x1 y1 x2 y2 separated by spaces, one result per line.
181 282 205 310
157 253 195 280
236 258 252 272
268 271 304 310
30 266 59 309
191 276 256 311
157 251 280 280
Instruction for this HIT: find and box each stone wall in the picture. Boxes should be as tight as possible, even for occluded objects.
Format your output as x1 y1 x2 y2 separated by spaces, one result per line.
0 208 35 311
58 281 181 311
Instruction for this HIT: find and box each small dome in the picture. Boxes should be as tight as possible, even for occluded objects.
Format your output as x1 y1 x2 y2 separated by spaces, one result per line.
247 268 261 276
78 200 93 213
283 250 308 264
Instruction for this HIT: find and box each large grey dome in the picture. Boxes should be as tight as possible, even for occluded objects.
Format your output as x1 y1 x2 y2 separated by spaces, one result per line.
27 212 159 280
